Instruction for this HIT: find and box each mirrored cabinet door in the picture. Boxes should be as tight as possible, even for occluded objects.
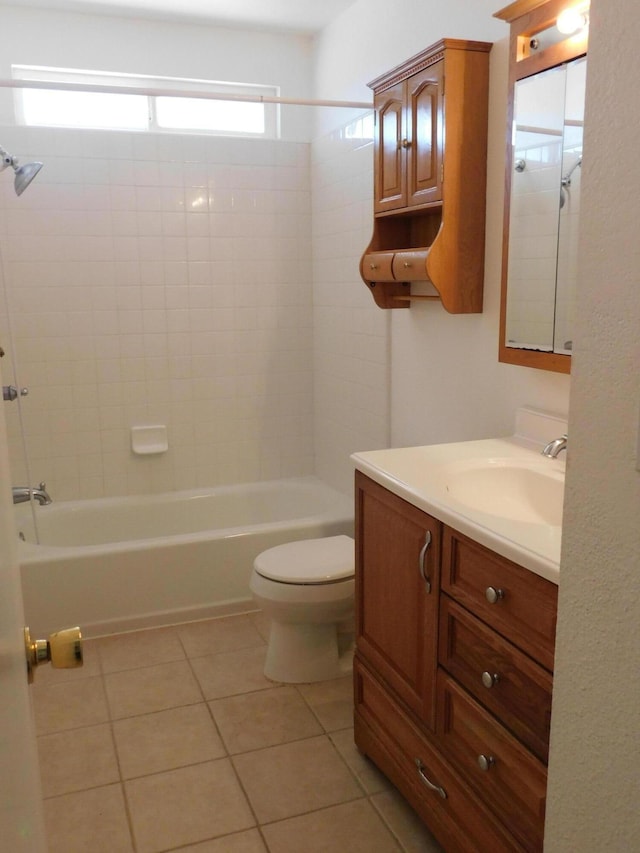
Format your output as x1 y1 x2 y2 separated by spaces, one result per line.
505 56 585 356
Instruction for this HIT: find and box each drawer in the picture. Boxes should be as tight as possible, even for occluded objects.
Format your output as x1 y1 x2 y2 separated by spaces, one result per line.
439 596 552 762
354 656 525 853
361 251 395 282
442 526 557 670
436 671 546 852
392 248 429 281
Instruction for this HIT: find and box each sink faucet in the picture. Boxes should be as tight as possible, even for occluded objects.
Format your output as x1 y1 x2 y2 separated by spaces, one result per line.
12 482 52 505
541 435 568 458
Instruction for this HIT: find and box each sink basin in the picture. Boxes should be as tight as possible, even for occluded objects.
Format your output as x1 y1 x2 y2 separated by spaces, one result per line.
441 458 564 526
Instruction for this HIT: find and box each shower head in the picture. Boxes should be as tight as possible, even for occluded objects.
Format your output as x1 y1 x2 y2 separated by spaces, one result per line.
0 144 43 196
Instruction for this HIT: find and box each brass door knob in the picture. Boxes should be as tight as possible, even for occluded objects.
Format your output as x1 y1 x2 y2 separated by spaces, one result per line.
24 626 83 683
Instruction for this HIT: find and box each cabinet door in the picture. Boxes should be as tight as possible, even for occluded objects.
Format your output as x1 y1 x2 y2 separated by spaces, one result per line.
355 472 440 728
373 82 406 213
407 62 443 207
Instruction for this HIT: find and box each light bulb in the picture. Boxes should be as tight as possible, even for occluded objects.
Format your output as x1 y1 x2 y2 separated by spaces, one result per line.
556 8 588 35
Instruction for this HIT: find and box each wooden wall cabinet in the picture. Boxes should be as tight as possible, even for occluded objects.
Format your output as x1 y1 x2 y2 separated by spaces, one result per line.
360 39 492 311
354 471 558 852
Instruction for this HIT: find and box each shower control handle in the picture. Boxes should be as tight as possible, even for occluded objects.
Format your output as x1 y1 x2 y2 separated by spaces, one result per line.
3 385 28 402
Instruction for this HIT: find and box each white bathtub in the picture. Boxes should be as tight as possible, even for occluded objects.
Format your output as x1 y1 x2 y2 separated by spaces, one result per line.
17 477 354 638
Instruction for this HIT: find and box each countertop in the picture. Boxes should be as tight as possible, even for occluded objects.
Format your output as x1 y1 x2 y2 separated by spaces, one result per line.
352 436 564 584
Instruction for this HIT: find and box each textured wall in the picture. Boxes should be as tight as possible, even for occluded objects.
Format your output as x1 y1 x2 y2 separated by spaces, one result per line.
545 0 640 848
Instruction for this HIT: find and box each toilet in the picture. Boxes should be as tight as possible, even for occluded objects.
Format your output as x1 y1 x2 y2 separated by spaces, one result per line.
250 534 355 683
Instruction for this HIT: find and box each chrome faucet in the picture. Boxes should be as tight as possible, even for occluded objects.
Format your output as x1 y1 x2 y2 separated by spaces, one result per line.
541 435 568 458
12 482 52 505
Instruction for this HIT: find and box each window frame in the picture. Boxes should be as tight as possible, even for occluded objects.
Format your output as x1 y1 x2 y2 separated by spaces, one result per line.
12 65 280 139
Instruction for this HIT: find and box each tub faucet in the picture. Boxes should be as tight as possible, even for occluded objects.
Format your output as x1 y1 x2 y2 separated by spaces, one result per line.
12 482 52 505
541 435 568 458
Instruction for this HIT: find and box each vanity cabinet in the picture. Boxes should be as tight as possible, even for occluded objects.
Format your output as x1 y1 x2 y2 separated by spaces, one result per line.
354 471 558 852
360 39 491 312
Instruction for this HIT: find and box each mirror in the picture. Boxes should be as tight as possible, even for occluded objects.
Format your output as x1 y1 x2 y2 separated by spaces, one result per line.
495 0 589 374
505 57 586 355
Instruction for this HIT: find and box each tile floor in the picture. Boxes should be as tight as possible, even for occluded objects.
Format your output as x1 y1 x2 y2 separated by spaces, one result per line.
32 612 442 853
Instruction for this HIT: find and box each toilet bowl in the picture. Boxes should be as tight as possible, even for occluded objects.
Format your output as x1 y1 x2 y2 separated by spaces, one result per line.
250 534 355 683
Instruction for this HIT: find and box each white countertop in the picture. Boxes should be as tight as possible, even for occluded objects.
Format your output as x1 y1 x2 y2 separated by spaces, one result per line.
352 436 564 584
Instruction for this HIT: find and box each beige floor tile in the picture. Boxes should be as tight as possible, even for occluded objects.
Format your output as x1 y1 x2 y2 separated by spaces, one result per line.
44 783 133 853
297 675 354 731
97 625 185 674
31 675 109 735
176 829 268 852
210 686 322 754
262 799 402 852
104 659 202 719
249 609 270 642
329 728 392 795
113 703 226 778
190 646 275 700
38 723 119 798
125 759 255 853
370 787 443 852
233 735 363 824
32 637 101 685
177 614 265 659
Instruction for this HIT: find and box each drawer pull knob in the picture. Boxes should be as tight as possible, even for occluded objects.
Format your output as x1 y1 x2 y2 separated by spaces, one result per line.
415 758 447 799
477 754 495 772
370 262 378 270
418 531 432 594
403 261 412 268
485 586 504 604
481 671 500 689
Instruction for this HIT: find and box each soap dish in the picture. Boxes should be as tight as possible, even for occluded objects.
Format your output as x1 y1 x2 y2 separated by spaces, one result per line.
131 425 168 455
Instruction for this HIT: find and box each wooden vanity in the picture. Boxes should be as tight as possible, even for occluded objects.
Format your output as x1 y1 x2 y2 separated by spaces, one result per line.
354 470 558 852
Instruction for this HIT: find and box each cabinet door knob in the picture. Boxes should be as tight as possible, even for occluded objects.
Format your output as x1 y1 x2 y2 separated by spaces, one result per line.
485 586 504 604
418 531 432 594
481 671 500 689
477 754 495 772
400 138 412 149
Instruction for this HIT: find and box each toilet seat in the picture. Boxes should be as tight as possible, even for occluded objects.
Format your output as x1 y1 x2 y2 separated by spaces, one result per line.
253 534 354 585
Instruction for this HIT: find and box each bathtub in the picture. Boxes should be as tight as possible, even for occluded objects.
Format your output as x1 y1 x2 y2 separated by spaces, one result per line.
16 476 354 638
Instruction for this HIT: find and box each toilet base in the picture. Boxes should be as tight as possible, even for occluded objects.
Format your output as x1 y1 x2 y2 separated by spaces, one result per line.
264 620 353 683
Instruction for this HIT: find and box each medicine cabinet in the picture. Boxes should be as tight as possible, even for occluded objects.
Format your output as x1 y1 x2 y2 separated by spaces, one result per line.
495 0 589 373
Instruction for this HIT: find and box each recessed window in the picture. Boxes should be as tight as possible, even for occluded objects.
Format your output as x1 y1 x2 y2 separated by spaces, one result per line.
12 66 279 138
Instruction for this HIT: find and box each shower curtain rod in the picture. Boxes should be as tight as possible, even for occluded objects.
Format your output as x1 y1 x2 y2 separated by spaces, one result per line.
0 78 372 110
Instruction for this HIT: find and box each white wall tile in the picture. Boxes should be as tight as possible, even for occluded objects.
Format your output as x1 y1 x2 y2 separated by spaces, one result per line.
1 125 314 498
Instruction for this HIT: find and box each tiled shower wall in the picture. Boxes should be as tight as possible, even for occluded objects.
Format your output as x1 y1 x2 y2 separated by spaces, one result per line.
311 116 390 495
0 126 314 500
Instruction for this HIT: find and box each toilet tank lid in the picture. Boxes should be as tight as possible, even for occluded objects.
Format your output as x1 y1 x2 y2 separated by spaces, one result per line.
253 535 354 583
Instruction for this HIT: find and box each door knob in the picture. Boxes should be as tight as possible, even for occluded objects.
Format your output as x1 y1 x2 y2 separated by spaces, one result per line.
24 626 83 683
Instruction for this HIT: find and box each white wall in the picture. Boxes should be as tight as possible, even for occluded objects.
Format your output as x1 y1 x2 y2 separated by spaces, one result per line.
545 0 640 847
314 0 571 456
311 113 389 494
